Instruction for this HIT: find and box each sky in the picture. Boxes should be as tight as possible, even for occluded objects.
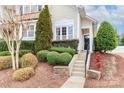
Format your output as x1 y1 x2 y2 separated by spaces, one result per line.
84 5 124 36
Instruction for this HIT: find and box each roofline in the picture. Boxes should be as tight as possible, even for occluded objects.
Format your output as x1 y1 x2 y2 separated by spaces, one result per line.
85 15 97 24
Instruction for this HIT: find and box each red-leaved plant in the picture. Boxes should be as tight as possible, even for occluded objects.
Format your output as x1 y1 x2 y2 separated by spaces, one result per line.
95 52 102 69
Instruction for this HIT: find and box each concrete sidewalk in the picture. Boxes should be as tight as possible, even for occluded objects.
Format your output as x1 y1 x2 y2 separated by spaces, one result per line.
61 76 85 88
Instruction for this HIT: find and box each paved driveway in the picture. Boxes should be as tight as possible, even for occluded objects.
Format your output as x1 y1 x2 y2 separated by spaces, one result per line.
112 46 124 58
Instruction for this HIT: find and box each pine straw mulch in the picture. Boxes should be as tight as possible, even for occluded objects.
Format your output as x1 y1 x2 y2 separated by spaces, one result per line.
0 62 68 88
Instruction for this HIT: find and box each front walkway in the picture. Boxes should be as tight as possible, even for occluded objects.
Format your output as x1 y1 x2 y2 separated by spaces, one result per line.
61 76 85 88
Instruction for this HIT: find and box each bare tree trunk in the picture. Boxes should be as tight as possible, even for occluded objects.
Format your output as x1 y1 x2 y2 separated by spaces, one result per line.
15 43 20 69
11 52 16 70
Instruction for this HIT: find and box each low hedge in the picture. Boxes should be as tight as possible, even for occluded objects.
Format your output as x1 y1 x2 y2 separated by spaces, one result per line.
0 56 12 70
0 39 78 52
0 51 11 56
36 50 49 61
0 50 32 57
20 53 38 68
12 67 35 81
0 40 35 52
47 52 72 65
49 47 76 56
52 39 79 50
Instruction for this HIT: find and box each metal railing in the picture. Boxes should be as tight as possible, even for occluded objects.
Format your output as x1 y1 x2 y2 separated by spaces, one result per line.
85 43 89 78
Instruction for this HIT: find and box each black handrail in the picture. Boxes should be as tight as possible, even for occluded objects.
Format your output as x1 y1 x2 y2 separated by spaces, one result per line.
85 43 89 78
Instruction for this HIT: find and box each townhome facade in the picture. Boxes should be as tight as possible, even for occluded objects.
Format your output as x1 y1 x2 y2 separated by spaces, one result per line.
1 5 97 53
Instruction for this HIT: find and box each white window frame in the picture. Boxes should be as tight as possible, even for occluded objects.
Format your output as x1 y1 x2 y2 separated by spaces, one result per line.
22 21 36 40
22 5 42 14
55 19 74 40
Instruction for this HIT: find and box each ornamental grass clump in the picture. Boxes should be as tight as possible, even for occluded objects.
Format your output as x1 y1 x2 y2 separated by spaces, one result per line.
102 57 117 80
0 56 12 70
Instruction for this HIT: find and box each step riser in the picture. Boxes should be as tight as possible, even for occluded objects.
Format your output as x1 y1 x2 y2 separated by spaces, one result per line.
71 73 85 77
72 68 85 72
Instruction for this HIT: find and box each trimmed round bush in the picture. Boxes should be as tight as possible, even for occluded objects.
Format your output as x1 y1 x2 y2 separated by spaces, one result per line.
37 50 49 61
47 51 59 65
49 47 76 56
47 52 72 65
20 53 38 68
0 56 12 70
58 53 72 65
12 67 35 81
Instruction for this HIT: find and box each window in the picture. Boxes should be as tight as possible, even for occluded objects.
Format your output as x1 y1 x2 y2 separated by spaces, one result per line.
62 27 67 40
68 25 73 39
23 5 42 14
55 19 74 40
38 5 42 11
24 5 30 13
23 23 35 39
31 5 37 12
28 25 35 37
56 27 60 40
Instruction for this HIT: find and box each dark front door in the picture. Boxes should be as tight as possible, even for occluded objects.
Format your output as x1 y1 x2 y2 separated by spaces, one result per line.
84 35 89 50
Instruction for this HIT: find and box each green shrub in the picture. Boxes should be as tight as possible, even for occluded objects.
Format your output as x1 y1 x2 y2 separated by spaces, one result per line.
47 52 59 65
0 40 34 52
96 21 118 52
20 53 38 68
20 41 35 52
0 56 12 70
0 41 8 51
19 50 32 57
52 39 79 50
12 67 35 81
0 50 32 57
58 53 72 65
47 52 72 65
36 50 49 61
0 51 11 56
49 47 76 56
121 35 124 45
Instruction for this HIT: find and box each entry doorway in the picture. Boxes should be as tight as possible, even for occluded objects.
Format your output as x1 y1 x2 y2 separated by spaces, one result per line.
84 34 90 50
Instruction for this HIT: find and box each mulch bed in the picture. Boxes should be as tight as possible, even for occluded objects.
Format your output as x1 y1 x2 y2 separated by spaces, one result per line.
0 63 68 88
84 52 124 88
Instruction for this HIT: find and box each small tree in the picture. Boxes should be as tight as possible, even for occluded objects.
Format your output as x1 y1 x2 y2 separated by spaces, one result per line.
0 6 29 70
96 21 118 52
35 5 53 52
121 35 124 45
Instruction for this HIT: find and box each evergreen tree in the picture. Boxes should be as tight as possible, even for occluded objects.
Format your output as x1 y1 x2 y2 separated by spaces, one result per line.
35 5 53 52
96 21 118 52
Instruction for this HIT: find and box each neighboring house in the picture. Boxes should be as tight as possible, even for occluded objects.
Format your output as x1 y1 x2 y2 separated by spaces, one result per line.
1 5 97 53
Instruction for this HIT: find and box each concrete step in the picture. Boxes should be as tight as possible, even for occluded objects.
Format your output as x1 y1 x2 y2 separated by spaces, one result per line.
72 67 85 72
74 63 85 68
71 71 85 77
75 60 85 64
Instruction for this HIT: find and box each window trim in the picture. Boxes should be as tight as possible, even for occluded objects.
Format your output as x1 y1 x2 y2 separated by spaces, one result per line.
55 19 74 40
22 5 42 14
22 22 36 40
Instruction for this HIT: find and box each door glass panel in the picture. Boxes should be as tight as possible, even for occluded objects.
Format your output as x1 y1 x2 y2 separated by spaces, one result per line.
68 25 73 39
56 27 60 40
62 27 66 40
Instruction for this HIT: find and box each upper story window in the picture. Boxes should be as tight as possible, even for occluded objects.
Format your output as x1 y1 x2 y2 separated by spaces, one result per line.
22 5 42 14
23 22 36 39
